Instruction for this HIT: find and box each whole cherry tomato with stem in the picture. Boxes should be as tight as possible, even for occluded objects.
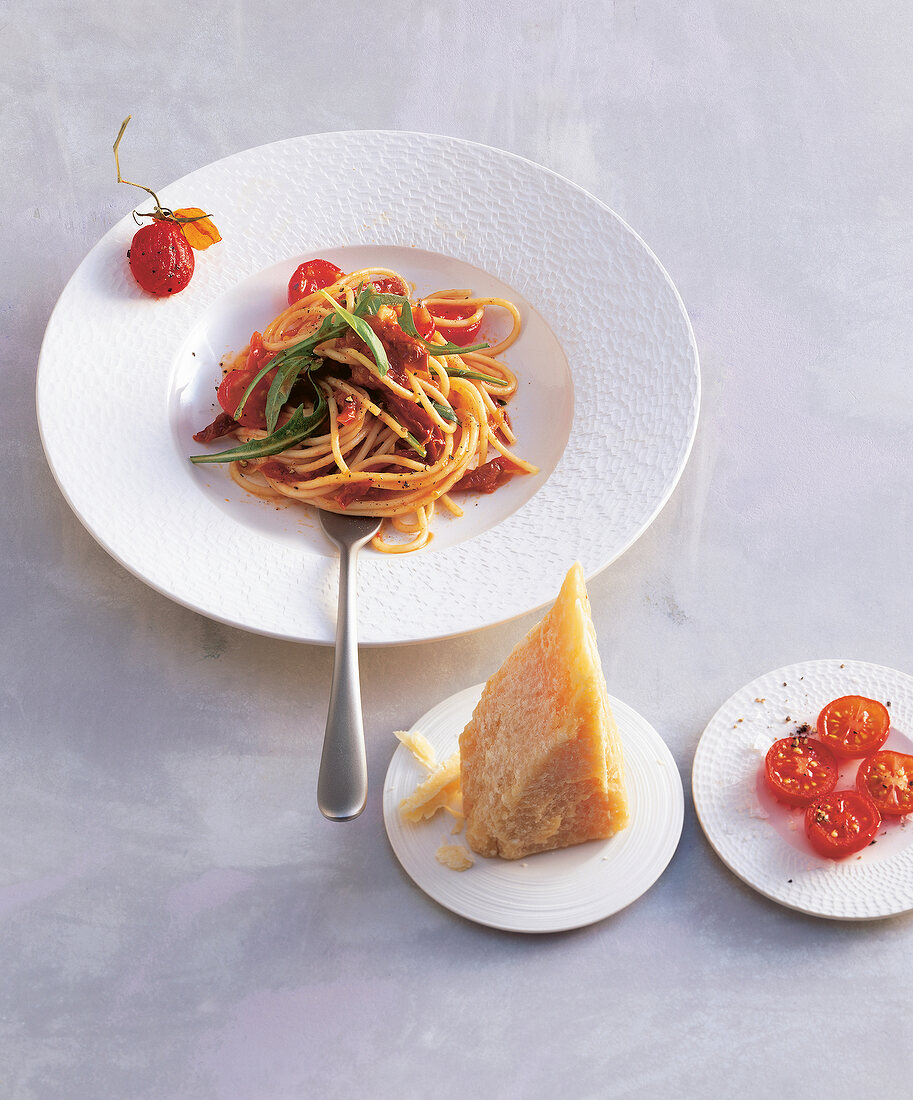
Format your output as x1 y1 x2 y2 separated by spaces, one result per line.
114 116 218 297
128 220 194 297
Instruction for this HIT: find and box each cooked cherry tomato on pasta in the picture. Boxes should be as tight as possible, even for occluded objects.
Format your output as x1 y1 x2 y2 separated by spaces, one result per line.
217 365 277 429
244 331 273 372
428 302 483 345
411 305 435 339
763 736 839 807
805 790 881 858
128 220 194 296
816 695 891 757
856 750 913 816
371 275 408 295
287 259 344 306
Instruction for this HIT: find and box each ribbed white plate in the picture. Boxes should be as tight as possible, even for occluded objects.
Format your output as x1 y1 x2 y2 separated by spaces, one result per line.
37 131 699 645
692 659 913 920
383 683 683 932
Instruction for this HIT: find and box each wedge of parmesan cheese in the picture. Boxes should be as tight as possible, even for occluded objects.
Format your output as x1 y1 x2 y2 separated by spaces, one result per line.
458 562 629 860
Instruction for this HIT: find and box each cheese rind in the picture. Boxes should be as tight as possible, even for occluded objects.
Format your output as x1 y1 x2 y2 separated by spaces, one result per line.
458 562 629 860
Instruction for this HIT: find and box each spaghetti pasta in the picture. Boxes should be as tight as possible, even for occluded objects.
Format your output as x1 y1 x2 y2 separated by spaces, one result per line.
191 262 538 553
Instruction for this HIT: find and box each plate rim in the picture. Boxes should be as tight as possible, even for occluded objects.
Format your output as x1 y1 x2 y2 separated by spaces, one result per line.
37 129 701 646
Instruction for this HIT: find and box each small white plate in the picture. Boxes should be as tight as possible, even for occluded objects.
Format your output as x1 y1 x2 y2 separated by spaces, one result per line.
692 658 913 920
37 130 699 645
383 683 683 932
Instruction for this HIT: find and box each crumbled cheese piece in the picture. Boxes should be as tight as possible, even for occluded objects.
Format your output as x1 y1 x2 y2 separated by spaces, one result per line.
399 751 461 823
394 729 438 770
435 844 474 871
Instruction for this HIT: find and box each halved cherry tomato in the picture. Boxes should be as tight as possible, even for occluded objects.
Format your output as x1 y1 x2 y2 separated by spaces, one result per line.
805 790 881 858
816 695 891 757
128 220 194 296
763 736 839 807
427 302 483 345
217 363 277 429
287 259 344 306
857 750 913 816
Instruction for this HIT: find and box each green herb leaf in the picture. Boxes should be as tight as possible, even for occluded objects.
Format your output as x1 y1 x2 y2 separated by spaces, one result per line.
352 286 404 316
233 359 275 419
190 383 327 464
393 299 421 338
428 337 490 355
265 351 318 433
395 299 490 355
319 290 391 376
444 367 509 386
253 306 355 428
404 432 426 458
430 400 457 423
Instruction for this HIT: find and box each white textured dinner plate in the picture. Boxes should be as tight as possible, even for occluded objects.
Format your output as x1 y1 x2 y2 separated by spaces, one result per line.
692 659 913 920
37 131 699 645
383 682 683 932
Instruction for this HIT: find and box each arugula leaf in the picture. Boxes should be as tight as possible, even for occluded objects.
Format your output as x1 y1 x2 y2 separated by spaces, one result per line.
393 299 421 337
395 299 490 355
190 383 327 464
319 291 392 376
403 432 426 458
430 400 457 423
444 367 509 386
254 307 358 427
352 286 402 316
265 351 318 432
426 336 490 355
233 359 276 419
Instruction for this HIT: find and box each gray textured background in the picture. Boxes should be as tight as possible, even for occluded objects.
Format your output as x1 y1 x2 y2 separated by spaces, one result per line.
4 2 913 1097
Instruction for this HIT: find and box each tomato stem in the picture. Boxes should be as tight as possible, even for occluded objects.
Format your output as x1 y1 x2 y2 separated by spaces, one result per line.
114 115 166 217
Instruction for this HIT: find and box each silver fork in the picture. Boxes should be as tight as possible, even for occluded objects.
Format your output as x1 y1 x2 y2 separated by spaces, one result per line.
317 510 383 821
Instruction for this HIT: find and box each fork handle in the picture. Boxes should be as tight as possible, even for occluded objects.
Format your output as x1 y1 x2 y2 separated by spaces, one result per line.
318 540 368 820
